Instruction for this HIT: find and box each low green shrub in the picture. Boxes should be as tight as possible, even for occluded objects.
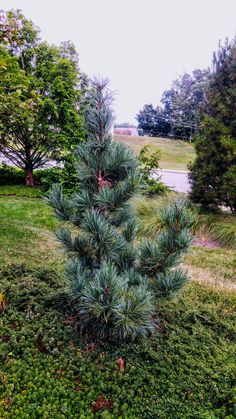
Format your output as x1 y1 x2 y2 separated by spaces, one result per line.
0 263 235 418
0 164 25 185
36 157 79 194
60 156 79 194
0 163 62 189
0 163 77 193
138 145 168 196
35 167 63 191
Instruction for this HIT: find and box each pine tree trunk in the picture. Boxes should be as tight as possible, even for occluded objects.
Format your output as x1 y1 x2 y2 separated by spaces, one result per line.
25 168 34 187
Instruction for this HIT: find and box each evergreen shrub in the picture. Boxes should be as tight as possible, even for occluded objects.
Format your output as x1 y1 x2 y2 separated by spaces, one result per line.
47 78 194 341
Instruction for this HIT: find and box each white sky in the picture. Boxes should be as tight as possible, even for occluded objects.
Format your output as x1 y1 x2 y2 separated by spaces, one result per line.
1 0 236 123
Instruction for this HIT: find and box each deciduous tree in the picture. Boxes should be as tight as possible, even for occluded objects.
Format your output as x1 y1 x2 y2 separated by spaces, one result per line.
0 9 84 186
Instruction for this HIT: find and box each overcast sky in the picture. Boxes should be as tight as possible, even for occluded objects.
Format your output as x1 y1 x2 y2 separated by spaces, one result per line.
1 0 236 123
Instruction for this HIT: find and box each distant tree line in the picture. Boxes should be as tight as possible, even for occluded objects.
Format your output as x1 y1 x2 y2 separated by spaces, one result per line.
136 69 209 141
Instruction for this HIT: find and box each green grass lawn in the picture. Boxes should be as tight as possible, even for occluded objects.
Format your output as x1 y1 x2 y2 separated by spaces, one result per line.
0 185 43 198
115 134 195 171
0 193 62 271
0 190 235 417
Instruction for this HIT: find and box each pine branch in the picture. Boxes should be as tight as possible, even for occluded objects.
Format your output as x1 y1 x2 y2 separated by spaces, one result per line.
122 219 138 242
65 259 91 296
113 285 154 340
45 184 71 221
95 175 139 210
81 209 126 262
55 228 94 266
108 204 135 227
152 268 189 297
139 201 194 276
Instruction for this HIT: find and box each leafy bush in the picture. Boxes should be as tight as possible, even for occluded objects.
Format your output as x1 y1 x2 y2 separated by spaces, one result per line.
35 167 63 190
36 159 79 194
0 164 25 185
60 156 80 194
0 163 77 193
47 79 194 342
0 163 62 188
139 145 168 196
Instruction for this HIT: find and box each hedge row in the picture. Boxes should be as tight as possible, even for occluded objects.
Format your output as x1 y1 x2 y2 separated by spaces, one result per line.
0 164 62 189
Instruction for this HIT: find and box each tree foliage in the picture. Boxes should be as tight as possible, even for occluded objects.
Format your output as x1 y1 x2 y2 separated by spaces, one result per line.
47 78 194 341
138 145 168 196
137 69 209 140
136 104 170 137
189 40 236 212
208 39 236 137
0 9 84 186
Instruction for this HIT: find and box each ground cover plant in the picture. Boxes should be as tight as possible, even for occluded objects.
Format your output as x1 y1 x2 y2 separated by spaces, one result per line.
0 264 235 418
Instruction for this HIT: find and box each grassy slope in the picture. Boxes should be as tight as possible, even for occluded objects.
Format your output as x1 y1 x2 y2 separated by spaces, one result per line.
0 191 235 417
0 194 62 271
115 134 195 171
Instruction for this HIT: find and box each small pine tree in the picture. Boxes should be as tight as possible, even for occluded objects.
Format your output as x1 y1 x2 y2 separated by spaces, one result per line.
47 78 194 341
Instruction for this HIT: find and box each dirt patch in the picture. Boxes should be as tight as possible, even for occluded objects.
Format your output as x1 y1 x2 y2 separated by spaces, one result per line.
193 237 221 249
182 263 236 290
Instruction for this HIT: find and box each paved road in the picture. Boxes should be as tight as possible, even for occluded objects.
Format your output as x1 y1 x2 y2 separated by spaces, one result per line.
154 170 191 193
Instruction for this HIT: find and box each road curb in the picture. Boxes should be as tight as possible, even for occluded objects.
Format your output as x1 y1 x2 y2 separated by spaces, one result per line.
155 169 189 174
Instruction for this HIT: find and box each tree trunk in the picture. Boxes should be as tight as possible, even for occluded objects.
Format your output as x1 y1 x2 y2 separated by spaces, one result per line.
25 168 34 187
